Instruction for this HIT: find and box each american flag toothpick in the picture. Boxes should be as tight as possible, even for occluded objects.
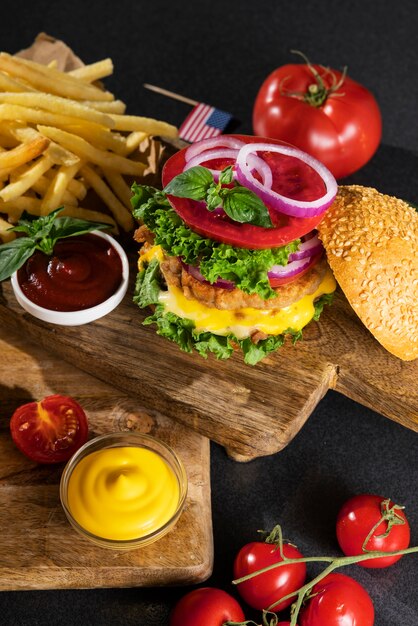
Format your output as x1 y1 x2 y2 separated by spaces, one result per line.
144 83 234 143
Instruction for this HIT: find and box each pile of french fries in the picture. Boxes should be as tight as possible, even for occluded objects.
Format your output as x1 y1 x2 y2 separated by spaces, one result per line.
0 52 178 242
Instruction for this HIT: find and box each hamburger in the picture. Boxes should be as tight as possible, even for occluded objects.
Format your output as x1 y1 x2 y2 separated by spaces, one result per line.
317 185 418 361
131 135 338 365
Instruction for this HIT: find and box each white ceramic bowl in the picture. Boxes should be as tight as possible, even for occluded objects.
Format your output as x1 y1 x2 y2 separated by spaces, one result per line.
11 230 129 326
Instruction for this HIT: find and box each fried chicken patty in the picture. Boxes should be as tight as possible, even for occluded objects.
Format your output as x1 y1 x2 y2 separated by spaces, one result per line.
160 253 328 311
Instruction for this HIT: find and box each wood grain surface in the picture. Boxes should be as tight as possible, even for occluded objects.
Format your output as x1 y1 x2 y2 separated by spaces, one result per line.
0 327 213 591
1 271 416 463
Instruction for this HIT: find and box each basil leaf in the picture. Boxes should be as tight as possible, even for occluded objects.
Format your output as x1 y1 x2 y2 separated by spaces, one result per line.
0 238 36 281
52 217 110 239
163 166 213 200
12 207 64 239
219 166 234 185
206 187 223 211
221 187 273 228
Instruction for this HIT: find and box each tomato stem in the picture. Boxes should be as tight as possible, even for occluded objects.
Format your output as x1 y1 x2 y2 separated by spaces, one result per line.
280 50 347 108
232 529 418 626
362 498 406 552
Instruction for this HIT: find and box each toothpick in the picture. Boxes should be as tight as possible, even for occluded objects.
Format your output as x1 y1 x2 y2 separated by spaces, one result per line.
143 83 199 107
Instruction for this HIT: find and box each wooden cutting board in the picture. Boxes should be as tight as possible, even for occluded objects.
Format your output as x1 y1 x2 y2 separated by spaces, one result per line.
1 272 417 463
0 327 213 591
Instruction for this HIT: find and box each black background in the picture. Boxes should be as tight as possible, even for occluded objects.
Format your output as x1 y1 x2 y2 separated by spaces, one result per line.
0 1 417 625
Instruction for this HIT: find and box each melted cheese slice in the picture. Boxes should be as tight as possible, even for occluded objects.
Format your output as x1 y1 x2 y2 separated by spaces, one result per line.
140 245 336 339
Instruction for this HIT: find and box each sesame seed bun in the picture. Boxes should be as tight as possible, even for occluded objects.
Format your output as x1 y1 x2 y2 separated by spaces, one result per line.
318 185 418 361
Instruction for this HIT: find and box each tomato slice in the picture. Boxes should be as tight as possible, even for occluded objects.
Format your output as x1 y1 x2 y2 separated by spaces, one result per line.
10 394 89 464
162 134 327 249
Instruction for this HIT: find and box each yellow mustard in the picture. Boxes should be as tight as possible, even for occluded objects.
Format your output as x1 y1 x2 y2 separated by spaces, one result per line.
67 446 180 541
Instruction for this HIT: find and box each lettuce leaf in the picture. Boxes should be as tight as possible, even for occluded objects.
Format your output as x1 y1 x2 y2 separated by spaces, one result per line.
131 183 299 300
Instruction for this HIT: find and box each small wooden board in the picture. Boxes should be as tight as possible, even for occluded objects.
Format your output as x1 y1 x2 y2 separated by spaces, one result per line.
1 275 417 463
0 327 213 591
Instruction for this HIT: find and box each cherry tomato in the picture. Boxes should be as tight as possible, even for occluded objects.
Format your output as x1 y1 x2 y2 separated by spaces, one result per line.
170 587 245 626
336 494 410 568
233 541 306 611
10 394 89 464
299 573 374 626
162 135 328 249
253 61 382 179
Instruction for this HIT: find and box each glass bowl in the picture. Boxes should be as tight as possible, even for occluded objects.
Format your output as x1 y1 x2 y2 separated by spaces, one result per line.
60 431 188 550
11 230 129 326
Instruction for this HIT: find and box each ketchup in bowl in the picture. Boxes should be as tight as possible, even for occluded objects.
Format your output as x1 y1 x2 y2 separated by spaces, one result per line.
17 233 123 312
11 230 129 326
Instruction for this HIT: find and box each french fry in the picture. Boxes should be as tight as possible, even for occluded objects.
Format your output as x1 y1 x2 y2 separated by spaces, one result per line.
0 53 115 102
0 195 41 217
0 154 54 202
110 113 178 137
0 51 176 233
40 161 82 214
122 131 148 156
62 122 128 155
1 122 80 166
80 164 133 231
60 205 118 233
43 167 87 200
0 135 49 173
81 99 126 114
0 93 115 127
103 169 134 208
0 197 117 233
31 175 78 206
68 58 113 82
0 71 37 93
38 125 146 176
0 216 15 242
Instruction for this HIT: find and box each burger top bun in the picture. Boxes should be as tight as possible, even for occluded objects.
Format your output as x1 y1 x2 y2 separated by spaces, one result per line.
317 185 418 361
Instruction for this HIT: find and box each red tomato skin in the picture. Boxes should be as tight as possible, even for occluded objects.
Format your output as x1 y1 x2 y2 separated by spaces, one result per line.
336 494 410 568
10 394 89 464
253 64 382 179
170 587 245 626
299 573 374 626
233 542 306 611
162 135 328 249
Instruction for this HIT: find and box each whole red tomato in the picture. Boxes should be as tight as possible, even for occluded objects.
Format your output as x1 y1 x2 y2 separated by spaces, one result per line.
253 57 382 179
233 540 306 611
170 587 245 626
10 394 89 464
336 494 410 568
299 573 374 626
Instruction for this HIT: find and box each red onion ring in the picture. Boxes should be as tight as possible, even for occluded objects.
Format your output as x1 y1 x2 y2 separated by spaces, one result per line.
184 148 238 178
185 137 244 162
247 153 273 189
183 149 273 188
268 254 316 280
181 260 235 290
235 143 338 218
289 232 323 261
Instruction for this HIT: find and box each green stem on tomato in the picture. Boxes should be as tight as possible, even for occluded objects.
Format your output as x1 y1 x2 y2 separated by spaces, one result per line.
281 50 347 108
362 498 406 552
241 546 418 626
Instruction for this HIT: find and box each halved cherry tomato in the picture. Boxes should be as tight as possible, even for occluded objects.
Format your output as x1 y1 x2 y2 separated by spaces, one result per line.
336 494 410 568
233 541 306 611
10 394 89 464
170 587 245 626
162 135 328 249
299 573 374 626
253 61 381 179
